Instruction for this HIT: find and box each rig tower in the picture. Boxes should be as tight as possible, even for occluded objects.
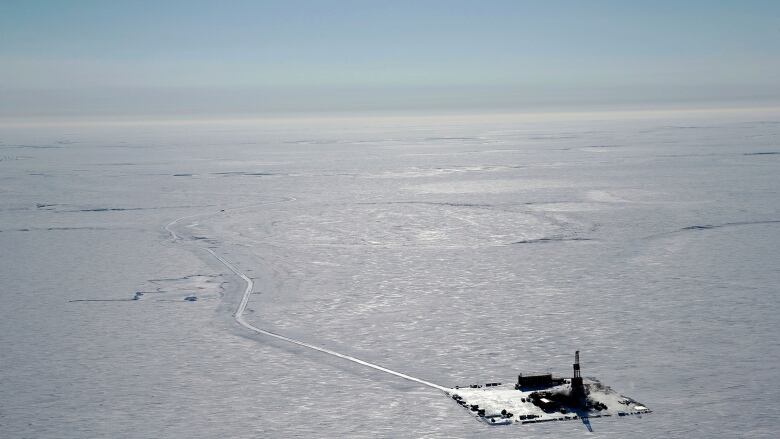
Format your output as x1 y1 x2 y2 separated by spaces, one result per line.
571 351 585 400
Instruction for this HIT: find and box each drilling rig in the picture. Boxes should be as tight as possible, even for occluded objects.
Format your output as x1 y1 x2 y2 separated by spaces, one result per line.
571 350 585 402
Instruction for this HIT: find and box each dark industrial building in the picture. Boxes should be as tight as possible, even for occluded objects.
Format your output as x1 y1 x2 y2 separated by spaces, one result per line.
516 373 565 390
515 351 586 394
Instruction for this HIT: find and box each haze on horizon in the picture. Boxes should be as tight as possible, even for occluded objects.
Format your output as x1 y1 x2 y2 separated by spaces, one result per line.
2 0 779 119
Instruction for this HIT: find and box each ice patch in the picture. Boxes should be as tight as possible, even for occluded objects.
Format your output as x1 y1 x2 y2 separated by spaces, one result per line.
586 190 627 203
410 179 570 194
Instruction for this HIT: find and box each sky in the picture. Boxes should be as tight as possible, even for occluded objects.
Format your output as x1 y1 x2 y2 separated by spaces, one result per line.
1 0 779 118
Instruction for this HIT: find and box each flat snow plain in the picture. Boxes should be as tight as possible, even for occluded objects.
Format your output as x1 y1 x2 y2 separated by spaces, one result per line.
1 109 779 438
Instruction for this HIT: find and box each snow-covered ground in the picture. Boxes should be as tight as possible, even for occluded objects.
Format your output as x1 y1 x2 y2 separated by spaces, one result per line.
1 109 779 437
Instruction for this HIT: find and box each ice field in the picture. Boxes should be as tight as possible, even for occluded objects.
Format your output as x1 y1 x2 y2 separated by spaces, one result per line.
1 109 779 438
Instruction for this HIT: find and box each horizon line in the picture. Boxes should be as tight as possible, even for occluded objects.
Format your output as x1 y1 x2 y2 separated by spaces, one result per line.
2 102 780 128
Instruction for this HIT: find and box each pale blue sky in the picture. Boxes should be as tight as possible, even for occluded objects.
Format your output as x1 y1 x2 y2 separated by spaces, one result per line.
2 0 779 117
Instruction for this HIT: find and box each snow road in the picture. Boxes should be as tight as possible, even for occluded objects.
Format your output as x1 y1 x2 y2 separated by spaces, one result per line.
205 248 448 392
166 204 449 393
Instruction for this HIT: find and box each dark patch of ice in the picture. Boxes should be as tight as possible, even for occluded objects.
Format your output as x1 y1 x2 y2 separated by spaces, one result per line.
681 225 715 230
45 227 114 231
644 219 780 240
680 220 780 232
0 226 134 233
2 144 62 149
78 207 146 212
190 236 218 244
357 201 493 208
423 137 480 141
101 162 142 166
284 139 339 145
0 155 28 161
211 171 276 176
513 237 592 244
743 152 780 156
56 204 213 213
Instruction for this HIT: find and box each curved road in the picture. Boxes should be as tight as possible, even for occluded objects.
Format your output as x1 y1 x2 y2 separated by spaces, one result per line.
165 202 449 393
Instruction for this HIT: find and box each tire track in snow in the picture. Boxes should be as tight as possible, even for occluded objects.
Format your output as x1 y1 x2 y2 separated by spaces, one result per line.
165 200 449 392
